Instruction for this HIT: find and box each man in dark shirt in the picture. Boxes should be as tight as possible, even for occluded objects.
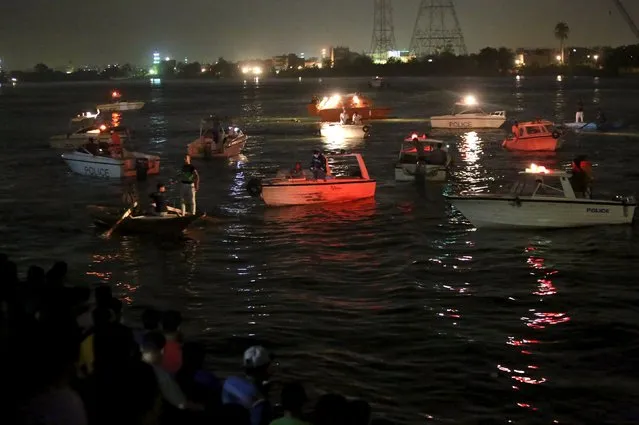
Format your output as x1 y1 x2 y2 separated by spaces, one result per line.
310 150 327 180
179 155 200 215
150 183 182 216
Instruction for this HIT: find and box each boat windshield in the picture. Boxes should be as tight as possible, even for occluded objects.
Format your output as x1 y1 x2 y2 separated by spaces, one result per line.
326 155 364 178
510 175 564 198
523 125 549 135
454 107 485 115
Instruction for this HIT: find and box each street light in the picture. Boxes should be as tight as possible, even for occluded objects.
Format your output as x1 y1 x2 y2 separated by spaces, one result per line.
593 54 599 61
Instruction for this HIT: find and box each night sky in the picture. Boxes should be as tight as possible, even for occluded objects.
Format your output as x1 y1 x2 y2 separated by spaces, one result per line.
1 0 638 69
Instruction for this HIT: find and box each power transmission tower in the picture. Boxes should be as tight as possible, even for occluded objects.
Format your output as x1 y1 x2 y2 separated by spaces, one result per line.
409 0 467 57
370 0 397 63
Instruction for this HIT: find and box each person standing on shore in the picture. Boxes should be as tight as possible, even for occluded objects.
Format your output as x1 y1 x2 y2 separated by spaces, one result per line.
179 155 199 215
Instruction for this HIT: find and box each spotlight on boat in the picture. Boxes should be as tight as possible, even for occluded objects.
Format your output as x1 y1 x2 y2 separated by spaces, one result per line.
525 163 550 174
463 95 477 105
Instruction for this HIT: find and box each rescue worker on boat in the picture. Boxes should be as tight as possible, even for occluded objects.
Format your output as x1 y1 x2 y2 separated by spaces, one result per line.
310 149 327 180
339 109 349 125
576 99 584 123
109 130 122 158
149 183 182 216
351 112 362 125
511 121 520 140
179 155 200 215
570 155 593 198
290 162 304 178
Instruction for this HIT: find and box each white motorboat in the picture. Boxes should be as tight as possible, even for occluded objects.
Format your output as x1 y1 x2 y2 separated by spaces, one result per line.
187 117 247 158
246 151 376 206
71 109 100 123
319 122 371 139
447 164 636 228
395 135 451 182
49 124 131 149
430 95 506 129
96 90 144 111
61 146 160 179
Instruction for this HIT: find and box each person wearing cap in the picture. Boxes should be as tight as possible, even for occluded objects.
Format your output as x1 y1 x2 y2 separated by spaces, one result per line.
310 150 327 180
222 345 274 425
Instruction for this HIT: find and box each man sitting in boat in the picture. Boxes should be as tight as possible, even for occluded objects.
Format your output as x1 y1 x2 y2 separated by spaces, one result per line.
352 112 362 125
310 150 327 180
426 144 448 165
290 162 304 178
84 138 99 155
339 109 349 125
149 183 182 216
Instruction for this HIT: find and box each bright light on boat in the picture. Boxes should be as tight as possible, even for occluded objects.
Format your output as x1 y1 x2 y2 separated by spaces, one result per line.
526 163 550 174
411 133 418 139
353 95 359 104
253 66 262 75
463 95 477 105
556 75 563 82
99 125 107 131
112 91 120 98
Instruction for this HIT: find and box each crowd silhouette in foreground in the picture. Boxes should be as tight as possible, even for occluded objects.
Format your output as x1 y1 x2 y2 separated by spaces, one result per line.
0 255 394 425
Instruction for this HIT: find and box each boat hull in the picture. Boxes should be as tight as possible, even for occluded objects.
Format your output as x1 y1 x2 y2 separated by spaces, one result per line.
187 134 247 158
262 180 376 206
87 205 200 235
448 196 636 228
319 123 370 139
394 164 447 182
62 151 160 179
563 121 622 132
96 101 145 111
430 116 506 129
502 136 561 151
308 104 391 121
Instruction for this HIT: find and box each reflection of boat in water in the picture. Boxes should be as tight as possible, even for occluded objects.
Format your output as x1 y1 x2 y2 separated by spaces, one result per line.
307 93 391 122
246 151 376 207
62 146 160 179
49 124 131 149
395 136 451 182
263 197 377 224
447 164 636 228
430 95 506 129
319 122 371 139
187 117 247 158
87 205 202 235
502 121 563 152
97 91 144 111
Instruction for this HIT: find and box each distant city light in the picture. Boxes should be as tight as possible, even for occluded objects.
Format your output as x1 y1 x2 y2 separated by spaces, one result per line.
165 56 170 61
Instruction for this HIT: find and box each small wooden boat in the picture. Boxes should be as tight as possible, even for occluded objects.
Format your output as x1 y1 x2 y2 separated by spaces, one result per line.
87 205 203 235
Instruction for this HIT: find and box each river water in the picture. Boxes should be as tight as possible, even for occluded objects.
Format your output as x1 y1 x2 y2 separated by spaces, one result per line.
1 76 639 424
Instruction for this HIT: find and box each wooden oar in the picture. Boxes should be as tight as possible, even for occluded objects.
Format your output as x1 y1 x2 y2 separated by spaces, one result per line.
101 201 137 239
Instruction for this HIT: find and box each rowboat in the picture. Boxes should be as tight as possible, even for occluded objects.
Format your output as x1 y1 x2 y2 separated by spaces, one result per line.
447 163 636 228
87 205 202 235
246 151 376 206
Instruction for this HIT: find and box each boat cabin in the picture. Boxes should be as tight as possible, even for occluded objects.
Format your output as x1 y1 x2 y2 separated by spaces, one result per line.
515 122 553 138
398 139 448 165
199 117 242 141
509 164 578 199
451 103 506 117
276 151 371 181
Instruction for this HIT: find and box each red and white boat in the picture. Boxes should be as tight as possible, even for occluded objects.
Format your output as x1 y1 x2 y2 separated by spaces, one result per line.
246 151 376 207
187 117 247 158
307 93 391 122
502 120 563 152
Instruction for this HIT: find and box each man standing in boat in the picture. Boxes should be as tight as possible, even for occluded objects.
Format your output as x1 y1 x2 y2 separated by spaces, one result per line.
352 112 362 125
576 99 584 123
310 150 327 180
339 108 349 125
511 121 520 140
179 155 199 215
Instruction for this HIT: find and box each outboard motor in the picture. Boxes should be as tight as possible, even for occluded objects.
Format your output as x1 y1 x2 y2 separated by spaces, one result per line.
246 178 262 197
135 158 149 181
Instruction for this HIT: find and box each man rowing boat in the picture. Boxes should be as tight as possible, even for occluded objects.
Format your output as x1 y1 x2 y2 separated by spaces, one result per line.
150 183 183 216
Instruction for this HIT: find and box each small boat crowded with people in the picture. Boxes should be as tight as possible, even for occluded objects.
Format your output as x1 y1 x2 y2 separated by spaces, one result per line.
86 205 202 236
49 123 131 149
96 91 145 111
61 142 160 179
430 95 506 129
307 93 391 122
395 134 451 182
246 150 376 206
186 117 247 158
502 120 563 151
446 163 636 228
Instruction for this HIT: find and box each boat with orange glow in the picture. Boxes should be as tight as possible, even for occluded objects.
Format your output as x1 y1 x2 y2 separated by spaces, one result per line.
395 136 451 182
502 120 563 152
307 93 391 122
447 164 636 228
246 151 376 207
97 91 144 111
49 123 131 149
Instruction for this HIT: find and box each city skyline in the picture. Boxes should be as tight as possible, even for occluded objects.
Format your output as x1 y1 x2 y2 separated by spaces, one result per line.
1 0 638 69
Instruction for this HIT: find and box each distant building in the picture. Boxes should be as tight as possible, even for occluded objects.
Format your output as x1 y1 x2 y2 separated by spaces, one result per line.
330 46 350 67
515 48 557 67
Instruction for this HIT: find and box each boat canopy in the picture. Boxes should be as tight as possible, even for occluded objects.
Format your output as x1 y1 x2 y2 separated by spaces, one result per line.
318 93 371 110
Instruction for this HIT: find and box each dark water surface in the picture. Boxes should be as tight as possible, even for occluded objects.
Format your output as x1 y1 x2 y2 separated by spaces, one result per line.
2 76 639 424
